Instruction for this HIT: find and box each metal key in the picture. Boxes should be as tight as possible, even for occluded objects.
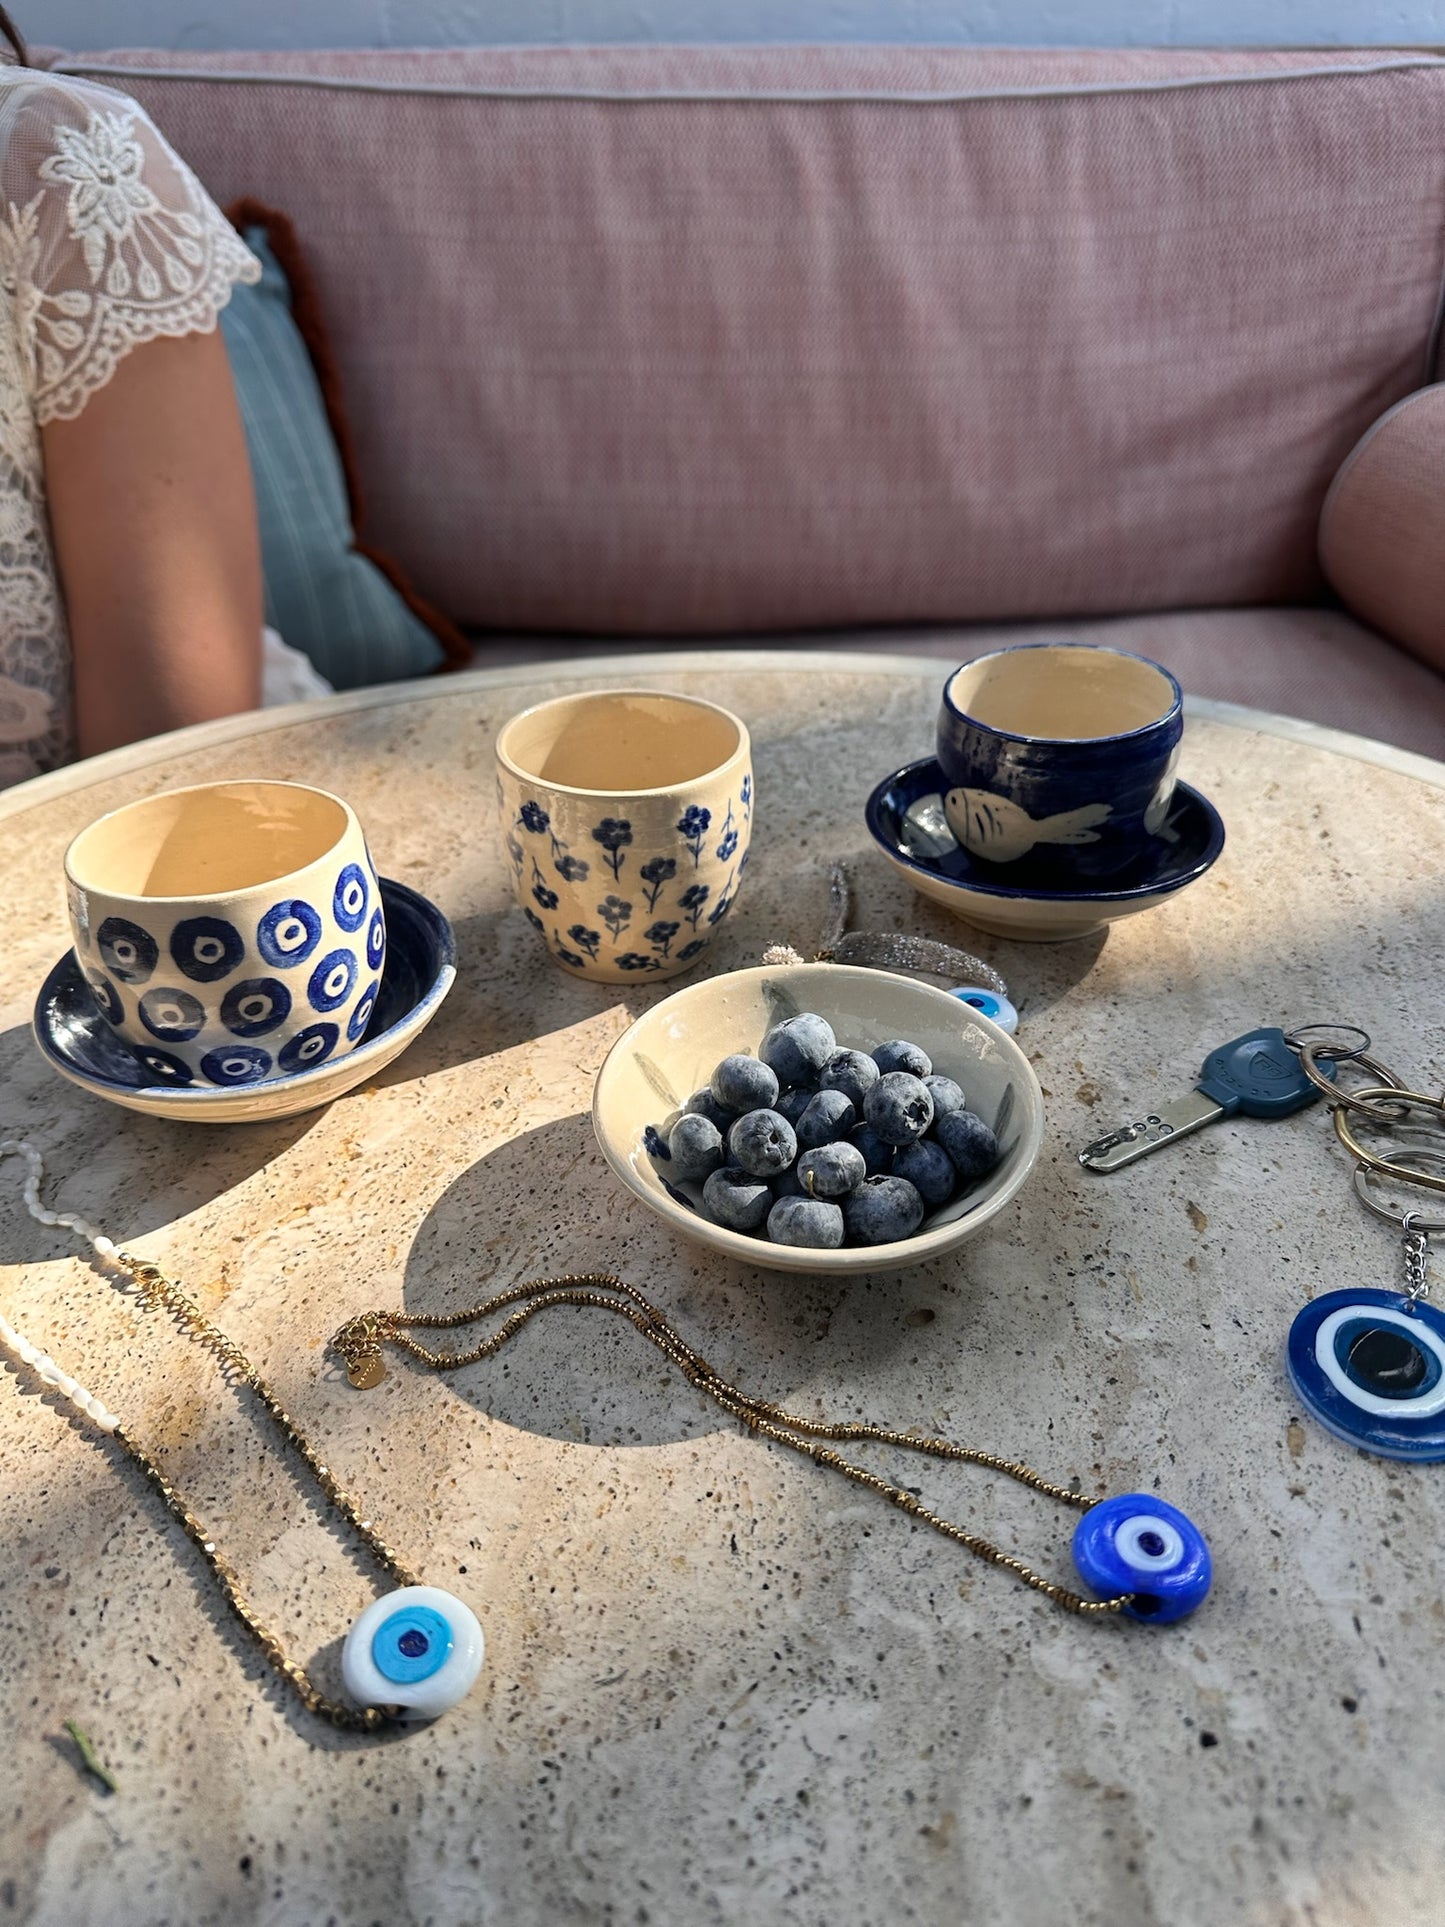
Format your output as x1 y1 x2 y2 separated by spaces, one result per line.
1077 1027 1334 1173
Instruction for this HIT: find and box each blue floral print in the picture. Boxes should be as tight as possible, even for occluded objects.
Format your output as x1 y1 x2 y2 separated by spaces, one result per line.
599 895 632 940
569 925 602 960
518 801 550 834
639 855 676 909
592 818 634 879
676 806 711 866
679 883 710 928
645 919 680 957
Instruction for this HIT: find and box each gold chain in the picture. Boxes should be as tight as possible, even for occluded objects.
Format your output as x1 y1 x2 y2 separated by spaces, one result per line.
331 1273 1129 1618
108 1251 421 1731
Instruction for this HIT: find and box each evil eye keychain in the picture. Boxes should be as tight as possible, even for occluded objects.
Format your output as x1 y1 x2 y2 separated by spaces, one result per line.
1287 1148 1445 1461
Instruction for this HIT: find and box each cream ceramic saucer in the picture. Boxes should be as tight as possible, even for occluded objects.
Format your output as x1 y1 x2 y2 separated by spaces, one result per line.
866 757 1225 942
33 879 455 1122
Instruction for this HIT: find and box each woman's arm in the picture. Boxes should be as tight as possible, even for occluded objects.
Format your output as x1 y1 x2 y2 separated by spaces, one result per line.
42 325 263 759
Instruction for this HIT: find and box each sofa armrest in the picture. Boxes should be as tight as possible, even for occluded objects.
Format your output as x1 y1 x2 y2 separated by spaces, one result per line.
1319 384 1445 673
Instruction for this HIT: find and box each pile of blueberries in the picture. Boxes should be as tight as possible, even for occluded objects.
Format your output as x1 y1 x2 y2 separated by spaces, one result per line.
646 1011 1002 1249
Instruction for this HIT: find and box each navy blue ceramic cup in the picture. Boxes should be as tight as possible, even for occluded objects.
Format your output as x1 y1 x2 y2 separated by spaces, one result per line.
936 644 1183 882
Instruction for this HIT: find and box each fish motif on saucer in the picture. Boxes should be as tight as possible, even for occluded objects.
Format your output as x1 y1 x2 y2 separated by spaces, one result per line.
866 757 1224 942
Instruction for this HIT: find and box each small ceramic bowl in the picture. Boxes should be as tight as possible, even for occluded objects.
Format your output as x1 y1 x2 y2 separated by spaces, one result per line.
495 688 752 984
64 779 384 1087
34 878 453 1122
592 962 1044 1273
867 756 1225 942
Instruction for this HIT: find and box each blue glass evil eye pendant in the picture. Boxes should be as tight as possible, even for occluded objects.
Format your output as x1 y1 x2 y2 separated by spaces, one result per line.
1287 1290 1445 1461
341 1585 485 1720
1072 1494 1212 1622
949 986 1019 1035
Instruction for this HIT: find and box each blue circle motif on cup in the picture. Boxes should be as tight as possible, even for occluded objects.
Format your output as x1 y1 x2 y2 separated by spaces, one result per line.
96 915 158 985
84 970 123 1026
138 986 206 1042
333 863 369 932
1071 1493 1212 1623
278 1022 339 1073
1287 1288 1445 1461
220 976 293 1038
257 899 323 968
307 948 357 1013
199 1044 274 1086
138 1047 194 1085
366 907 386 972
370 1603 454 1685
346 982 379 1042
170 915 245 983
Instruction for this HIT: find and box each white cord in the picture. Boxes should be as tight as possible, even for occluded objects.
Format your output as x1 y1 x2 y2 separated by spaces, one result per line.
0 1139 123 1434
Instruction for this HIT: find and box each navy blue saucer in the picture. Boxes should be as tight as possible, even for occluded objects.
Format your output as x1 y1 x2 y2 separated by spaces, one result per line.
33 877 454 1110
866 757 1225 906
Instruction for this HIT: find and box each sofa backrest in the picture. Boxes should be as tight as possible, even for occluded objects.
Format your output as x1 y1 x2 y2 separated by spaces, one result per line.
45 46 1445 635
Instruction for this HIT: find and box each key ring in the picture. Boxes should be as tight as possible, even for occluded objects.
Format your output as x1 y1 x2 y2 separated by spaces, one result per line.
1352 1151 1445 1233
1334 1089 1445 1193
1291 1041 1412 1121
1283 1023 1373 1064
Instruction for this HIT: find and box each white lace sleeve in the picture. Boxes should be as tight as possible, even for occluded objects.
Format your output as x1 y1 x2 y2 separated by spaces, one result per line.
0 71 260 424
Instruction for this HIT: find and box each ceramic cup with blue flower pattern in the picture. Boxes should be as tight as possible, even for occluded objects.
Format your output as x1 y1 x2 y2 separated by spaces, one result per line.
63 780 386 1089
495 689 752 983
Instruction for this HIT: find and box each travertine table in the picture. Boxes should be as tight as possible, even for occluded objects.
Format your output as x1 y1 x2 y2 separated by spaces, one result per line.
2 651 1444 1927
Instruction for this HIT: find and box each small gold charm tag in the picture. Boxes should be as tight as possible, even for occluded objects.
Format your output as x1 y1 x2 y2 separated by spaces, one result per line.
348 1354 387 1389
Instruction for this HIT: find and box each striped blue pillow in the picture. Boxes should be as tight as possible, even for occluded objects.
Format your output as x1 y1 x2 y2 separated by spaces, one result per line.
220 228 446 691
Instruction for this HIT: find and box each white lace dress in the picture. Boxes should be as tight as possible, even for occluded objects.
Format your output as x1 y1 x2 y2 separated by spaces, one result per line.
0 66 328 792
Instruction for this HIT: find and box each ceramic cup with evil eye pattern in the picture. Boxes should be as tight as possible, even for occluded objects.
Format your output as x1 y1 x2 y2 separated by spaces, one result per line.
495 689 752 983
63 780 386 1090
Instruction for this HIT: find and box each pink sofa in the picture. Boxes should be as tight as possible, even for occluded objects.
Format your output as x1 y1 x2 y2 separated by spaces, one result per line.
44 44 1445 755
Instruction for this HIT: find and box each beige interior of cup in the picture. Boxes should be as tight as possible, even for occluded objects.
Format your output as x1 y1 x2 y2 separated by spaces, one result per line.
947 647 1175 740
498 691 741 792
67 782 349 898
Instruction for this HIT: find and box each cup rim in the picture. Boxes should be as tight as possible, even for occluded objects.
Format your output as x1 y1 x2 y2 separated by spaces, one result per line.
64 778 360 903
941 643 1183 747
495 687 751 800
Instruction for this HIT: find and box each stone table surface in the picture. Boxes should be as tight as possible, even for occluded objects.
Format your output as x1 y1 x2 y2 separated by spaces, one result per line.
2 650 1444 1927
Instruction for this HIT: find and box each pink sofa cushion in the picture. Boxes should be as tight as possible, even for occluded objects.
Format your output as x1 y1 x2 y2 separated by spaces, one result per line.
1319 384 1445 675
48 47 1445 636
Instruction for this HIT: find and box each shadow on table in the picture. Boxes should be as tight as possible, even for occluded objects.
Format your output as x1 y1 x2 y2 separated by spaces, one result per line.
398 1113 965 1453
0 1017 323 1260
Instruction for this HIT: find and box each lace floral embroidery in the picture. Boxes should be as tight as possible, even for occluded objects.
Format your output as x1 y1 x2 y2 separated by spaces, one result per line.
32 100 258 423
0 75 259 788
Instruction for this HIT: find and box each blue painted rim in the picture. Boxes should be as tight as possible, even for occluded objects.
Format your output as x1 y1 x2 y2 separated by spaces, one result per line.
939 643 1183 746
32 876 455 1102
864 756 1225 905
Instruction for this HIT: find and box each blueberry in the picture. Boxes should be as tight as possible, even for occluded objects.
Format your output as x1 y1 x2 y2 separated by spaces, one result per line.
872 1039 932 1078
772 1164 807 1200
863 1072 934 1147
923 1073 967 1120
767 1196 845 1249
892 1137 957 1208
935 1108 1000 1180
668 1113 725 1184
818 1048 880 1113
843 1175 925 1245
703 1166 773 1232
711 1053 780 1114
684 1088 734 1133
728 1108 798 1178
850 1123 895 1176
795 1088 857 1149
759 1013 836 1087
797 1141 866 1200
775 1086 814 1127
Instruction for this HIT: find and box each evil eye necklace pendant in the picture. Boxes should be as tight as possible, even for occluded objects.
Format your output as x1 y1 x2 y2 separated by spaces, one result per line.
1071 1493 1213 1622
341 1586 485 1720
1287 1165 1445 1461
